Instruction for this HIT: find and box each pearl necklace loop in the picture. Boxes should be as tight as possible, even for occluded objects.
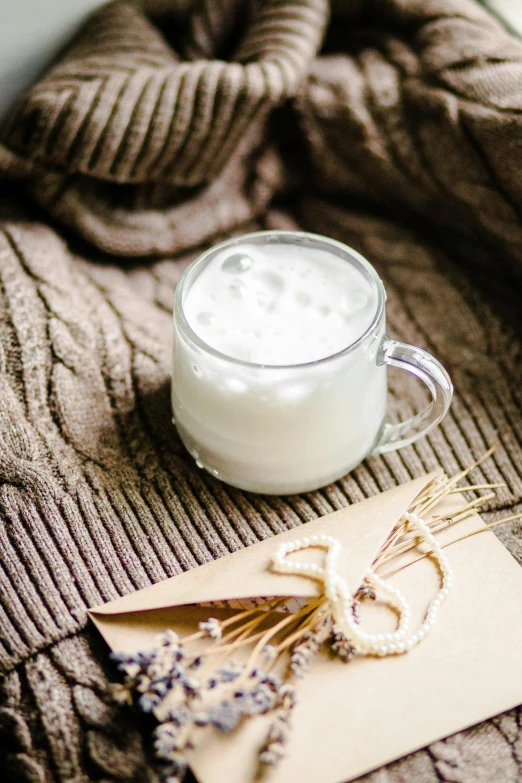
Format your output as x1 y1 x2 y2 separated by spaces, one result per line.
271 512 452 658
272 534 342 601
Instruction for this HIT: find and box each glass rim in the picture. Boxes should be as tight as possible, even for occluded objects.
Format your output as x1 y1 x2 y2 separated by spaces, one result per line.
174 230 386 370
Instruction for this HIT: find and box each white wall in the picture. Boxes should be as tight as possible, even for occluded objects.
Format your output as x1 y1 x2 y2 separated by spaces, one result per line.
482 1 522 36
0 0 108 120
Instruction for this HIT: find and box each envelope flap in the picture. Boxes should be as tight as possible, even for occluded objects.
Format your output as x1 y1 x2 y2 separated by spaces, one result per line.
89 474 435 619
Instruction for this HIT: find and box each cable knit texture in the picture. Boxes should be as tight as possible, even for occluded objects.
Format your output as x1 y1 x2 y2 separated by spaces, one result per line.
1 0 522 781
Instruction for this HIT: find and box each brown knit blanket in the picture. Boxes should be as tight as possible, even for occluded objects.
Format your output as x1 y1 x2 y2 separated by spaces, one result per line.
1 1 522 781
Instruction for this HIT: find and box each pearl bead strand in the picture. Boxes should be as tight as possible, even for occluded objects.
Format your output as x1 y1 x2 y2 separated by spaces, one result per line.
271 512 452 659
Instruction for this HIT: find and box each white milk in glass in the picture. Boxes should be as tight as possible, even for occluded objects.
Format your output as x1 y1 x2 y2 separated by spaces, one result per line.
172 235 388 494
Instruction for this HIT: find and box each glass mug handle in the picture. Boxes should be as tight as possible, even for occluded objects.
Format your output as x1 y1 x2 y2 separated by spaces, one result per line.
372 338 453 454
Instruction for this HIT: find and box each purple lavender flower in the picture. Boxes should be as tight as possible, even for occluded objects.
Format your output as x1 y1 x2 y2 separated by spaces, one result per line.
262 673 283 691
159 630 180 647
160 753 187 782
199 618 222 640
356 581 377 601
154 723 181 759
139 691 162 713
248 683 276 714
330 626 356 662
215 662 243 682
164 705 190 727
207 701 242 732
259 743 285 766
278 684 297 710
150 678 170 697
181 676 200 696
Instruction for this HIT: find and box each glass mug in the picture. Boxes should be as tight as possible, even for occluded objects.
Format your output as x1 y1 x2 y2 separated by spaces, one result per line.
172 231 453 495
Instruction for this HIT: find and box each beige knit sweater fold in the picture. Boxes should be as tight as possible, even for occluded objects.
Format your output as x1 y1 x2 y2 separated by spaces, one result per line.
1 2 522 782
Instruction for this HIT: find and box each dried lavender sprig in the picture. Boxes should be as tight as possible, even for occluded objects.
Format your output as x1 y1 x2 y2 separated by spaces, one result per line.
257 685 297 770
330 626 356 662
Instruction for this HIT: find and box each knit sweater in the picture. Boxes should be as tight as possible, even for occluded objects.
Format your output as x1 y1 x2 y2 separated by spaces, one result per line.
1 1 522 781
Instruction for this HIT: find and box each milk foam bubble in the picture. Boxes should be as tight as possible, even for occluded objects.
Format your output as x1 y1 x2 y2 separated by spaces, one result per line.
184 243 376 365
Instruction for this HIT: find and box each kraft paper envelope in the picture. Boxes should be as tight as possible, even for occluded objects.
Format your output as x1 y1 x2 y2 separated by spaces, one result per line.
89 475 522 783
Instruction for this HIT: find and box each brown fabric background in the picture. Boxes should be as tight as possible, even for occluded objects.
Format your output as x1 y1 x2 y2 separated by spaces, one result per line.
1 0 522 781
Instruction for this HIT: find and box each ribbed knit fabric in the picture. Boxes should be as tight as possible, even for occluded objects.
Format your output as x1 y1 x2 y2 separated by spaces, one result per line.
1 1 522 781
